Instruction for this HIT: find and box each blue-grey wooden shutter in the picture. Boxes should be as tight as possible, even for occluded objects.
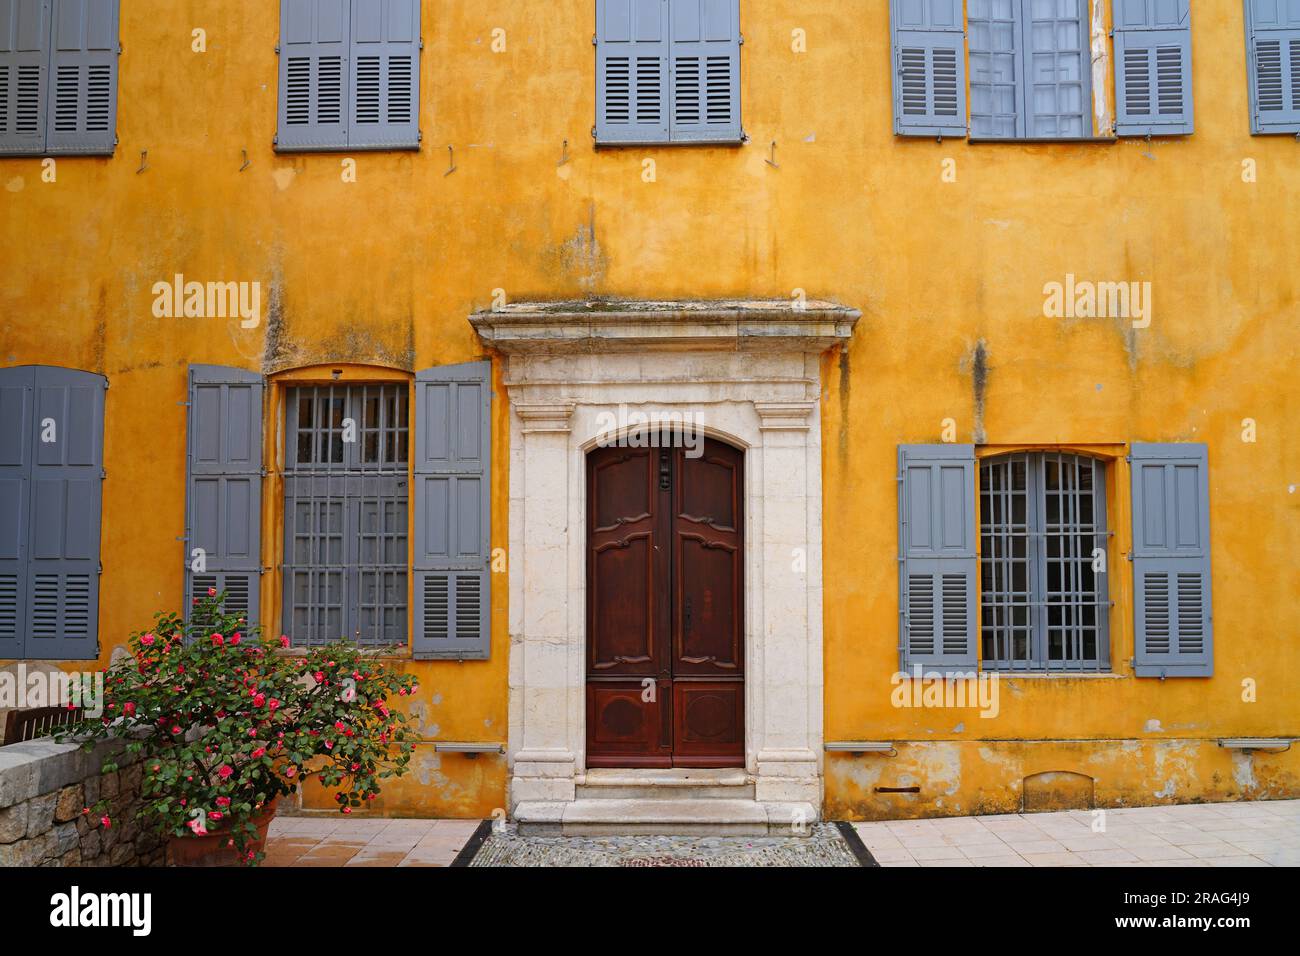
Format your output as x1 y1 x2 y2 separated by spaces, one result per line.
44 0 117 155
277 0 349 151
348 0 419 149
968 0 1023 137
595 0 670 144
890 0 968 137
26 366 105 660
669 0 741 143
413 362 490 660
1022 0 1091 137
1130 443 1213 677
0 367 34 659
0 0 51 155
898 444 978 673
185 366 263 629
1114 0 1193 136
1245 0 1300 133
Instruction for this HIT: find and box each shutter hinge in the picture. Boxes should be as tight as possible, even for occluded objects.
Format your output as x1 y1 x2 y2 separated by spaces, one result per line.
739 34 744 46
1126 550 1134 562
418 130 423 143
592 34 597 46
260 468 269 478
419 38 424 50
97 562 103 575
591 125 597 140
177 401 190 407
1124 454 1132 463
275 44 280 55
100 469 107 480
117 42 122 55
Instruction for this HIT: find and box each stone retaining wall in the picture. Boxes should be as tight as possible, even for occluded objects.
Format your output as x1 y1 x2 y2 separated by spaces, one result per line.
0 735 161 867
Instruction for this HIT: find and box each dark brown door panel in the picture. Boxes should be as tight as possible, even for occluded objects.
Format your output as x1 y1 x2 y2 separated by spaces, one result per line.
586 681 672 768
671 681 744 767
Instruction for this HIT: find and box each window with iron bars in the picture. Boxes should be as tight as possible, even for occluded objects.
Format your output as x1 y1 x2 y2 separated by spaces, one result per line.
979 452 1111 671
283 384 409 648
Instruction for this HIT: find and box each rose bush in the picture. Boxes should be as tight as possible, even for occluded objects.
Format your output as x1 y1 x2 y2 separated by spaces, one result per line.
57 589 418 865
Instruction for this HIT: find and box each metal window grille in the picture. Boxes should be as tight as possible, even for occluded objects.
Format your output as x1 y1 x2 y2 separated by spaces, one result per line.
980 452 1110 671
283 384 409 647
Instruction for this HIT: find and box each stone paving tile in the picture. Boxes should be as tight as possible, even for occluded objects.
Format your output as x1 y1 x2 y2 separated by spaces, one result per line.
846 800 1298 868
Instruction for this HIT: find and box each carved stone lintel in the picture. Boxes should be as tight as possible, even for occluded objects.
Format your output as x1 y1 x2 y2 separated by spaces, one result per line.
515 402 575 434
755 401 816 432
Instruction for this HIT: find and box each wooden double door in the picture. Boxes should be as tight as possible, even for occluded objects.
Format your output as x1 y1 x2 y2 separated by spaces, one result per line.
586 438 744 768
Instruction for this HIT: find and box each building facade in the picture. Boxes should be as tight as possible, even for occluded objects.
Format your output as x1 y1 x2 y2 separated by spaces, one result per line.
1 0 1298 828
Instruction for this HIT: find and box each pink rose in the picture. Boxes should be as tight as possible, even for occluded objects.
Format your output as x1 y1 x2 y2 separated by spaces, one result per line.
101 816 112 829
218 764 234 780
141 634 155 646
252 747 266 758
207 587 217 597
279 635 290 648
122 702 136 716
253 693 266 707
268 699 280 711
211 633 224 646
230 633 241 645
209 812 223 821
187 818 208 836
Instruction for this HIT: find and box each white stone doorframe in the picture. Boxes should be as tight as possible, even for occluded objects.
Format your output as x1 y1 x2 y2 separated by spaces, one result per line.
470 301 859 819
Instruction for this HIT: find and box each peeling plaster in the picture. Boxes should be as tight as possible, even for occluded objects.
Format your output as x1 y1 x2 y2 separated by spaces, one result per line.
1231 751 1258 791
1090 0 1111 134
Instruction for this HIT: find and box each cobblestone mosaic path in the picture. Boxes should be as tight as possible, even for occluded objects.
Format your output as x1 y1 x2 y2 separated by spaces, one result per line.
468 823 862 867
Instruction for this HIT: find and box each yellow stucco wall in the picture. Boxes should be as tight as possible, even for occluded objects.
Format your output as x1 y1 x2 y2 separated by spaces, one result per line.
2 1 1297 819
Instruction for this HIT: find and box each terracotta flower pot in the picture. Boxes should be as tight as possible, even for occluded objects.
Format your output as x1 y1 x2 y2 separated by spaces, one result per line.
166 798 280 867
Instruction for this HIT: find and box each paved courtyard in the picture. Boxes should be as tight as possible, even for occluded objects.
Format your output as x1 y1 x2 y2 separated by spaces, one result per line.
854 799 1300 867
263 817 481 867
264 799 1300 867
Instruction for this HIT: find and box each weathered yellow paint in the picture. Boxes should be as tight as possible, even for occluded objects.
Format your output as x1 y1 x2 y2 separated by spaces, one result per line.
2 2 1297 820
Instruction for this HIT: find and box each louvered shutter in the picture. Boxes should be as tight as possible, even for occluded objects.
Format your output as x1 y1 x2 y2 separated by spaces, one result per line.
669 0 741 143
890 0 967 137
596 0 669 144
277 0 349 151
25 367 104 660
185 366 263 630
0 367 34 658
43 0 117 154
1130 443 1213 677
1246 0 1300 133
348 0 419 149
0 0 50 155
1114 0 1193 136
413 362 490 660
898 445 978 673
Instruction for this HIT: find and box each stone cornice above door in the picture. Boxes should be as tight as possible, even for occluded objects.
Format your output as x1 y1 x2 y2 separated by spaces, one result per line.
470 299 860 354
